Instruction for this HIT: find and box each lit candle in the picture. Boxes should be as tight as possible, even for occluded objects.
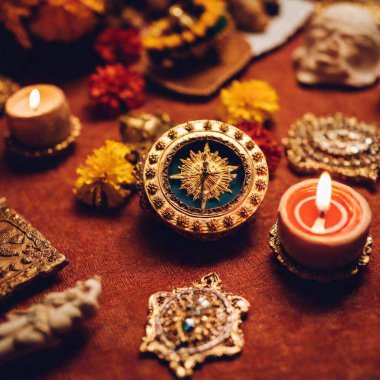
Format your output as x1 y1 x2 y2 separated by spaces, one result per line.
29 89 41 111
5 84 71 149
278 173 371 270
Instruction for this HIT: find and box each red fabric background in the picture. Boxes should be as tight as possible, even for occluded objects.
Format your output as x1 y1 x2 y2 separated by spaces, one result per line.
0 32 379 380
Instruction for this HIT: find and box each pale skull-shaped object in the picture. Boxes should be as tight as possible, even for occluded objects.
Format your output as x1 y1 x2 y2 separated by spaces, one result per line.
293 3 380 88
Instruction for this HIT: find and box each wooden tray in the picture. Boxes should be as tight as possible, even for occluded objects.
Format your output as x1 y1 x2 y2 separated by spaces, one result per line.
142 32 253 97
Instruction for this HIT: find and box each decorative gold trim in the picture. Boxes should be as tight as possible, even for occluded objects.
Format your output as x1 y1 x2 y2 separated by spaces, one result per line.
140 273 249 378
0 198 67 299
269 222 372 283
5 115 81 159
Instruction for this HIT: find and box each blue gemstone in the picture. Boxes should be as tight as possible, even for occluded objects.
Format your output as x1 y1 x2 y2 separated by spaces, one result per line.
182 318 195 332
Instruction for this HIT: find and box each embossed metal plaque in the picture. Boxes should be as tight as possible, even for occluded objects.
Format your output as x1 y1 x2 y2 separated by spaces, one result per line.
0 198 67 299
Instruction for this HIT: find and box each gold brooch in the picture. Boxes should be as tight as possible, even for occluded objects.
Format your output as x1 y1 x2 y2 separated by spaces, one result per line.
283 113 380 185
137 120 268 240
140 273 249 378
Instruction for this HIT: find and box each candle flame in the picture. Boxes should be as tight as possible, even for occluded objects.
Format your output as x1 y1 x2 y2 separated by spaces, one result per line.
29 89 40 111
316 172 332 215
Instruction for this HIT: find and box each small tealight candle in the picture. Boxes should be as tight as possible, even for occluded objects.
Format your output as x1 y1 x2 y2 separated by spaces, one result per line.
278 173 371 270
5 84 72 149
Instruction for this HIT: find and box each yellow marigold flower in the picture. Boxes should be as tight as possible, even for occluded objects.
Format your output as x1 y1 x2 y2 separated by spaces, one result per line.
75 140 135 208
218 79 279 125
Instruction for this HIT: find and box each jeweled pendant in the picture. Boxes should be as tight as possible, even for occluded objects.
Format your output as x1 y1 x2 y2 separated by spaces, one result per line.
140 273 250 378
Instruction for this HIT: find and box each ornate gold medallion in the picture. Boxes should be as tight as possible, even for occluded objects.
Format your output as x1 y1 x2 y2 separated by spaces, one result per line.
283 113 380 185
140 273 249 378
137 120 268 240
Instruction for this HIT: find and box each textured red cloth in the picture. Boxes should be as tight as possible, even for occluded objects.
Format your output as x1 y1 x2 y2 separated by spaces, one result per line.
0 33 379 380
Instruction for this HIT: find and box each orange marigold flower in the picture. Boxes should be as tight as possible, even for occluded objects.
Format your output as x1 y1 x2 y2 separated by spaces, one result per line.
89 64 145 117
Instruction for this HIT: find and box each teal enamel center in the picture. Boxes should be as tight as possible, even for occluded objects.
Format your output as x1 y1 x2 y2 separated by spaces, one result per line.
168 140 245 210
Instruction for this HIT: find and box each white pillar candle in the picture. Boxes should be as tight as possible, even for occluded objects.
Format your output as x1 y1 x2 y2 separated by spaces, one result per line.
5 84 71 149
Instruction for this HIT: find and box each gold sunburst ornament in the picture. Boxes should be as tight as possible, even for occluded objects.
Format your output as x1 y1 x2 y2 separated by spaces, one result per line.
140 273 249 378
137 120 269 240
170 143 238 210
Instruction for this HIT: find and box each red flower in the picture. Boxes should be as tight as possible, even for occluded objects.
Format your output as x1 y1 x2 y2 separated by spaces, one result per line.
94 27 141 65
89 64 145 117
237 121 282 176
